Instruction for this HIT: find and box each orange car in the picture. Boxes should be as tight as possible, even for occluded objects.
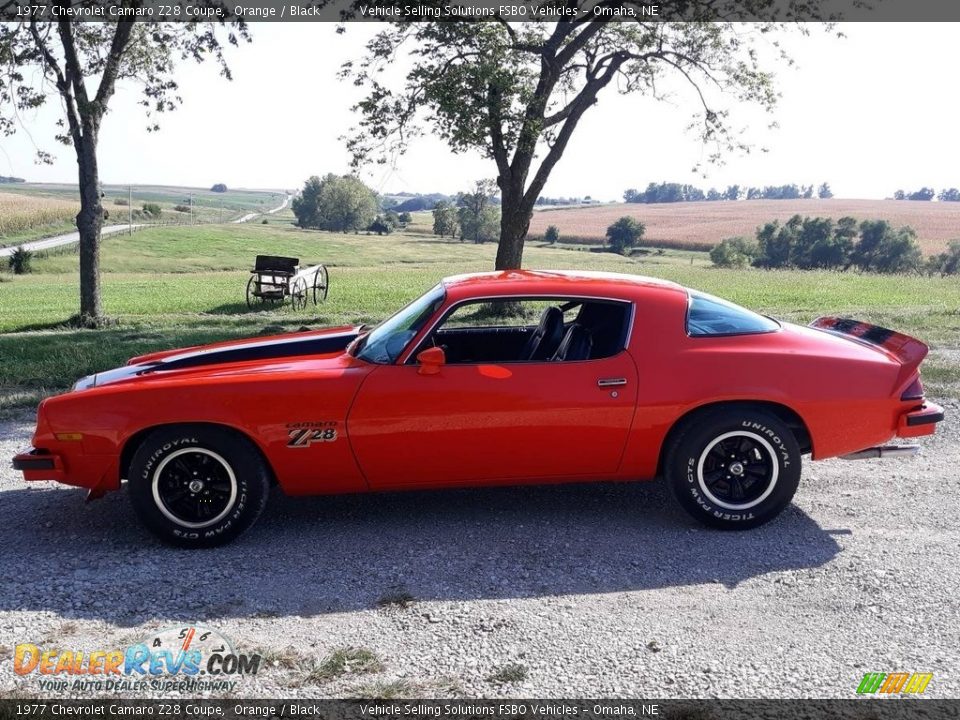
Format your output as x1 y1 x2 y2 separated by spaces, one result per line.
13 271 943 547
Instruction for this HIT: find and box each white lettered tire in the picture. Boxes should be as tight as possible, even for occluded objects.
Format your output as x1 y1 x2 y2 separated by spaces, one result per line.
665 408 802 529
128 425 270 547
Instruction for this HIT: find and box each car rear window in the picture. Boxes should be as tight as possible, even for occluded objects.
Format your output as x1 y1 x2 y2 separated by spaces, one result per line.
686 291 780 337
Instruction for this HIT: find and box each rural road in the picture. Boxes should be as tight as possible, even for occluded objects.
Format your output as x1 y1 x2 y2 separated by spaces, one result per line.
234 193 291 223
0 401 957 699
0 224 143 258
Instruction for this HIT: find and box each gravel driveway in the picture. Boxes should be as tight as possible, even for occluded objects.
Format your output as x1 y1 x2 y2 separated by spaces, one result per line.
0 403 957 699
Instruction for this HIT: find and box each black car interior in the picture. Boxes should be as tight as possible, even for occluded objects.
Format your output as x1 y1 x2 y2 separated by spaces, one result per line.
422 299 630 364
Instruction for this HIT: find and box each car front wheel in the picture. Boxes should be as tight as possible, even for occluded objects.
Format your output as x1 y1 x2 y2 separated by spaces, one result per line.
665 408 802 530
128 425 270 548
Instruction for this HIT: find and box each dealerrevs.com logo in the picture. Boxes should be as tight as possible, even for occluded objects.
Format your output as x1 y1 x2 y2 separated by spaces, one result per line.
14 625 261 693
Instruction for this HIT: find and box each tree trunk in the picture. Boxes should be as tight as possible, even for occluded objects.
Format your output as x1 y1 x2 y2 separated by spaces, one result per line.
76 132 103 325
494 184 534 271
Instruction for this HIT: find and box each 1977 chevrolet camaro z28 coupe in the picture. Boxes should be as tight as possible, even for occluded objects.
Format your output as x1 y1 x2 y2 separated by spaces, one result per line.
13 271 944 547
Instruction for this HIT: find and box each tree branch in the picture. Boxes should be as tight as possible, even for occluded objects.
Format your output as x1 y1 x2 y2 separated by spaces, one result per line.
95 21 137 111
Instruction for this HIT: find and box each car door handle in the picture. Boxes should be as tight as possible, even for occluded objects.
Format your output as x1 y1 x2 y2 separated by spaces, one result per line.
597 377 628 387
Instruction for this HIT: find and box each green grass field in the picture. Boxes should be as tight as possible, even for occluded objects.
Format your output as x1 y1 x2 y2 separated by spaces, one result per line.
1 222 957 414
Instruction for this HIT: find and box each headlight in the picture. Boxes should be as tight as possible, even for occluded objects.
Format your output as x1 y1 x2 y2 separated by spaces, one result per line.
72 374 97 391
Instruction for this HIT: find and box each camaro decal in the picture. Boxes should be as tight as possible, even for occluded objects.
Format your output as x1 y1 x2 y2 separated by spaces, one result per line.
286 422 338 447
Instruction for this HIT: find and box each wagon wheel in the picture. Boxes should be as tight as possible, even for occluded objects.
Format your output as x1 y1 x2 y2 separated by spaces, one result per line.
290 277 308 311
312 265 329 304
245 275 263 309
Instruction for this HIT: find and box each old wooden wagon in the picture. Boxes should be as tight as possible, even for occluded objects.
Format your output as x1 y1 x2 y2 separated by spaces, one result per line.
246 255 329 310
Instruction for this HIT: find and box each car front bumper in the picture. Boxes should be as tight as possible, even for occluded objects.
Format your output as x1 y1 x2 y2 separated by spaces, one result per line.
13 447 65 481
13 445 118 499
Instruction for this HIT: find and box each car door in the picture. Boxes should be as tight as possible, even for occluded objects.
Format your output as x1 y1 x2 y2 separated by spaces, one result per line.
346 301 639 489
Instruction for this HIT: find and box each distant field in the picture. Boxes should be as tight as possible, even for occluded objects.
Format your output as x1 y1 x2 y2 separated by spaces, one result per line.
529 199 960 254
0 183 286 239
0 191 79 244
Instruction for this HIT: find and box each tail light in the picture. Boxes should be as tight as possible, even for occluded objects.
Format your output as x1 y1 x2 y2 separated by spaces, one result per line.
901 376 924 401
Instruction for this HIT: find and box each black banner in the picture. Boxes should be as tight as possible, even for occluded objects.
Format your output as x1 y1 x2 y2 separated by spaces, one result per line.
1 700 960 720
1 0 959 23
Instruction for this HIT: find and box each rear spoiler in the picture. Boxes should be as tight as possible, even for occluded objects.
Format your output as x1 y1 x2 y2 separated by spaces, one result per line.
810 317 928 387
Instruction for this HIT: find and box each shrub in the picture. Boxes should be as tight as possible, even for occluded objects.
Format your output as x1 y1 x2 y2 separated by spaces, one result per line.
211 183 228 193
368 217 392 235
173 204 190 213
261 219 269 225
8 246 32 274
397 211 412 225
606 216 645 254
544 225 560 244
710 236 758 268
926 240 960 276
142 202 162 218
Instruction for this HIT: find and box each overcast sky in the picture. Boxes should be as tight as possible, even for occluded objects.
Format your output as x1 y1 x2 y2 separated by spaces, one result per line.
2 22 958 200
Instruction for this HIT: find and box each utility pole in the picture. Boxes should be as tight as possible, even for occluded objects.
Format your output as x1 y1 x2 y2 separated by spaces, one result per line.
128 185 132 235
189 193 194 224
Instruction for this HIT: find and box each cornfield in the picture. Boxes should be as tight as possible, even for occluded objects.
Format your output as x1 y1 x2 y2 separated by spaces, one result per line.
0 192 78 237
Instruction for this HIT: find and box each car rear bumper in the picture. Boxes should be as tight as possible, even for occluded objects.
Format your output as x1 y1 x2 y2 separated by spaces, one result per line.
898 402 945 438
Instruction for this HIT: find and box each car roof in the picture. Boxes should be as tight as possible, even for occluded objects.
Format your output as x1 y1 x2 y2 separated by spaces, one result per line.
440 269 688 302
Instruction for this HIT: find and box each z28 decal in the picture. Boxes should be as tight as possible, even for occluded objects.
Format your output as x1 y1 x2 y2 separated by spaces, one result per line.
286 421 338 447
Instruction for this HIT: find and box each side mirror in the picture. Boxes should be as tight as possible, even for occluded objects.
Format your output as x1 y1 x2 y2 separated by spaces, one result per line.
416 346 445 375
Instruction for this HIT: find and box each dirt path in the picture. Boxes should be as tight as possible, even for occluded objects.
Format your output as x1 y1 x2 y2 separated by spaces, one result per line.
234 193 291 224
0 224 143 258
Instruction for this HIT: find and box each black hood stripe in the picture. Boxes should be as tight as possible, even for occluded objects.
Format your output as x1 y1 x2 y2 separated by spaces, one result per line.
153 329 361 372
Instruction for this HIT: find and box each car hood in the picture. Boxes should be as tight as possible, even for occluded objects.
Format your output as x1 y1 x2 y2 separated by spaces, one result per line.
75 325 364 390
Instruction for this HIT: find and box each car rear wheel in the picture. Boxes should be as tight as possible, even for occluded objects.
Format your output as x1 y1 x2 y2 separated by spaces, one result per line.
665 408 802 530
128 426 270 548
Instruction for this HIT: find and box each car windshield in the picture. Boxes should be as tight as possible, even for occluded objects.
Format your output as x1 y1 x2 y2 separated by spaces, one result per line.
354 284 446 364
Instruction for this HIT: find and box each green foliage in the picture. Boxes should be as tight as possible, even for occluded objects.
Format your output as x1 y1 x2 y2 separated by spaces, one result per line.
457 181 500 244
926 240 960 276
8 246 32 274
173 204 190 213
292 174 377 233
750 215 921 274
895 187 936 201
342 10 830 268
210 184 228 193
938 188 960 202
709 237 759 268
818 182 834 199
544 225 560 244
397 211 412 225
606 217 645 255
432 200 459 238
142 203 162 218
368 217 393 235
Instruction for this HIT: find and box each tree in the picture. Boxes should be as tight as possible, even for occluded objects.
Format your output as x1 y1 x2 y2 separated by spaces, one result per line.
907 187 936 201
292 174 377 232
343 4 831 271
397 211 412 225
0 15 248 325
927 240 960 276
211 183 228 193
606 217 645 255
893 190 906 200
710 237 758 268
432 200 459 238
851 220 921 273
457 180 500 244
544 225 560 244
938 188 960 202
818 182 834 199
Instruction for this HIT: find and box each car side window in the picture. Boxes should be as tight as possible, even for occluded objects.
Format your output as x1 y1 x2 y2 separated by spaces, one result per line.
418 297 631 364
686 291 780 337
